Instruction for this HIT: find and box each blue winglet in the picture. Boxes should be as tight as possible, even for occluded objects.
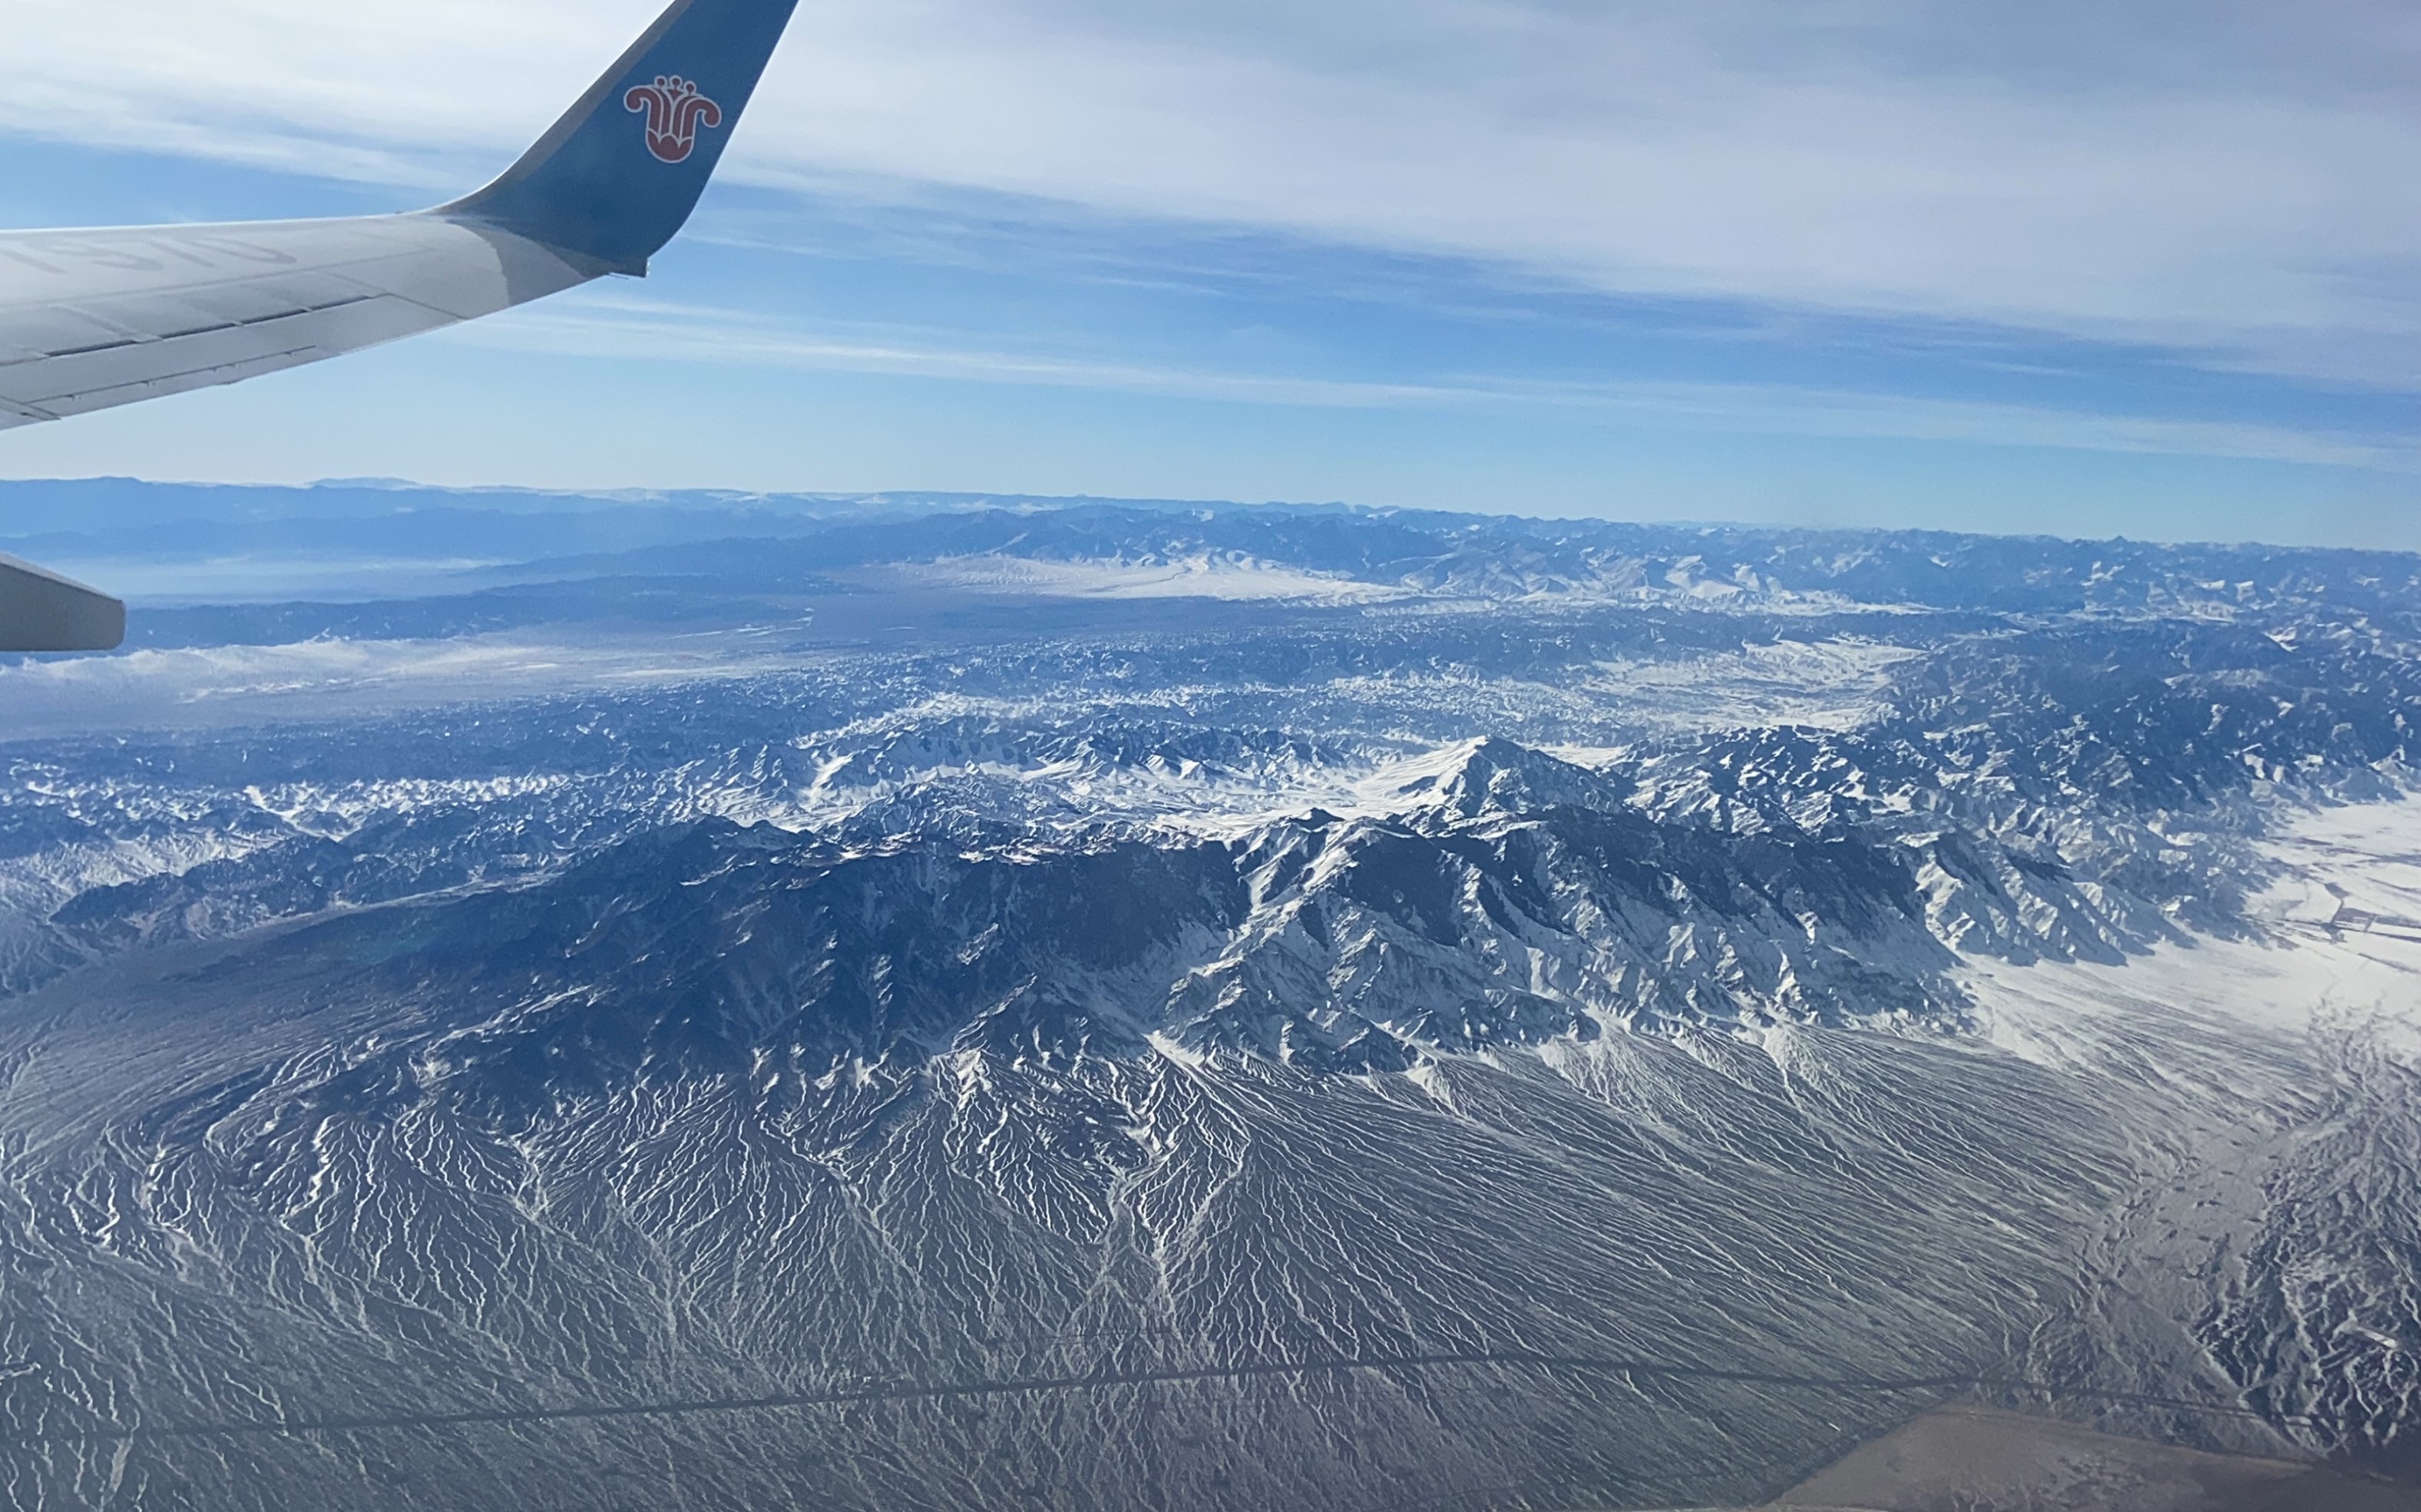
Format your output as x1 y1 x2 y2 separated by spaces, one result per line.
445 0 801 273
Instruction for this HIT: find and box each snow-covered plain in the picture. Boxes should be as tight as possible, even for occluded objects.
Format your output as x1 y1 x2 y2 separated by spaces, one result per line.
852 552 1413 604
1976 796 2421 1067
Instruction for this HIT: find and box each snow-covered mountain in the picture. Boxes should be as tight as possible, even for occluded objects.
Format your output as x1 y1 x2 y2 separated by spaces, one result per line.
1 488 2418 1510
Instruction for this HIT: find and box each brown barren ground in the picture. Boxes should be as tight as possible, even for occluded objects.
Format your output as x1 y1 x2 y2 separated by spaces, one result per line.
1758 1405 2421 1511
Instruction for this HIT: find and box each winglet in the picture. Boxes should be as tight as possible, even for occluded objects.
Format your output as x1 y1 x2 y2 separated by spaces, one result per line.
442 0 801 273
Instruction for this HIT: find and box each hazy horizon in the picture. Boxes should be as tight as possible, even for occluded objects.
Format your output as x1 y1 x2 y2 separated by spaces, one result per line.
4 471 2416 558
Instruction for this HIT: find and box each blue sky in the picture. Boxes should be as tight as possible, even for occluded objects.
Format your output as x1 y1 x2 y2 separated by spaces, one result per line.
4 0 2419 547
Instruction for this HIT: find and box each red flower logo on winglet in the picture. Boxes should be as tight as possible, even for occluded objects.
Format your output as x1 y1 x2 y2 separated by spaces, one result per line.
625 75 725 164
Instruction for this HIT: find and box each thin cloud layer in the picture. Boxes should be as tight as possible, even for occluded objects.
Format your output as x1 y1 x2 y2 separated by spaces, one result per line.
11 0 2421 385
450 291 2421 473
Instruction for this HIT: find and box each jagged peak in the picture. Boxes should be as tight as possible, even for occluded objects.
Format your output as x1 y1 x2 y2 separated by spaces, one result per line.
1397 737 1635 822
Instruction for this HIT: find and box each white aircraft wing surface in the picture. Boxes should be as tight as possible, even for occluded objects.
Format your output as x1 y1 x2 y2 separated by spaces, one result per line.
0 217 593 429
0 0 801 651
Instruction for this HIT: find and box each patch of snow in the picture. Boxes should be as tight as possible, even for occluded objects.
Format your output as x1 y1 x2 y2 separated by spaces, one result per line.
1970 796 2421 1069
858 554 1409 604
1582 639 1924 733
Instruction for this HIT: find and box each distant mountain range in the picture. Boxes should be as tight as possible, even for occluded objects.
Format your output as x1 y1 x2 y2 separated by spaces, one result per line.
0 485 2416 1509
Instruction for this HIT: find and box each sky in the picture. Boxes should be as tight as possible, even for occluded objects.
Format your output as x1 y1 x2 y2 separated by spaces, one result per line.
3 0 2419 547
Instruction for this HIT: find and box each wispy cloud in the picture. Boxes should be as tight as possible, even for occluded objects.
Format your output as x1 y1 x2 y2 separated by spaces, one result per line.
454 291 2421 472
12 0 2421 389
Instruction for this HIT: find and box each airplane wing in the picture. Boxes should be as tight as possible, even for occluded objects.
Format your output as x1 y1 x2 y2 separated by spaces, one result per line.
0 217 597 432
0 0 801 652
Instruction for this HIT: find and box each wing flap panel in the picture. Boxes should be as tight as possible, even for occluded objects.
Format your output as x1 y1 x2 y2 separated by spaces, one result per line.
30 349 323 419
172 273 370 326
0 220 592 427
0 296 457 416
0 307 137 363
